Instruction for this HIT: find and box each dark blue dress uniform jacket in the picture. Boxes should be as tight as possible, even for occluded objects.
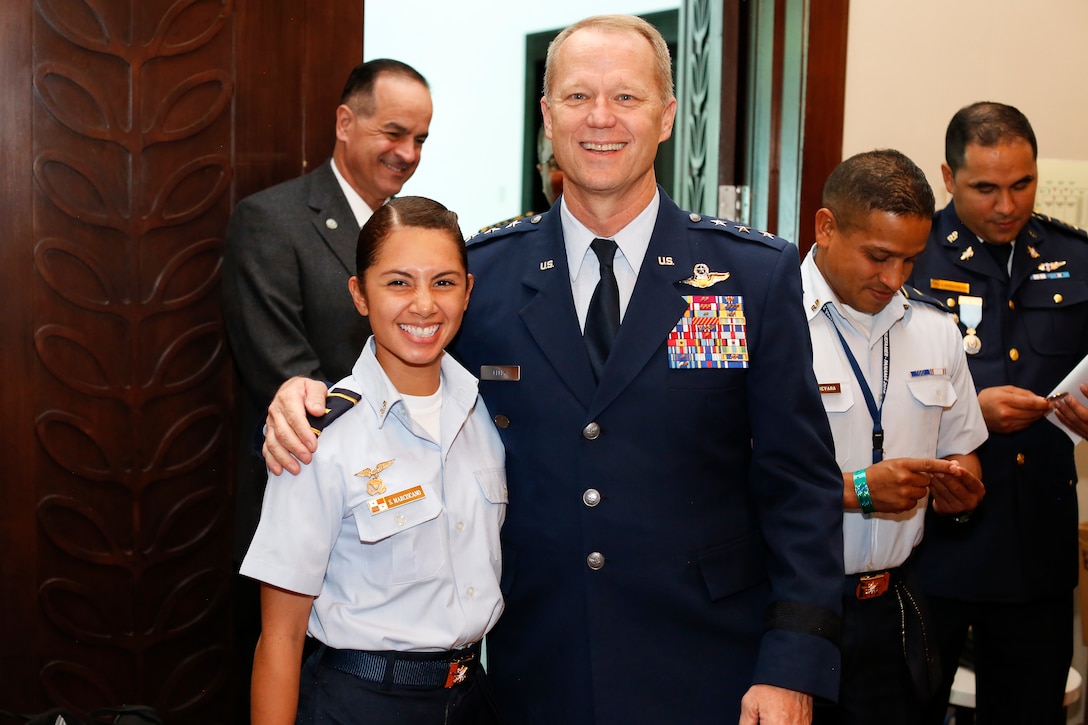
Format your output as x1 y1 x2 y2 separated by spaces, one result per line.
453 192 844 724
909 203 1088 602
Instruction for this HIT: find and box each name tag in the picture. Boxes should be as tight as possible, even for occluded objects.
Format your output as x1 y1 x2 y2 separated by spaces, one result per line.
930 278 970 294
819 383 841 395
480 365 521 382
368 485 425 515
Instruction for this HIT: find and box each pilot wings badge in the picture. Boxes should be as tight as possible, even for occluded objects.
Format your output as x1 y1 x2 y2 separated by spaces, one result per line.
356 459 395 496
681 263 730 288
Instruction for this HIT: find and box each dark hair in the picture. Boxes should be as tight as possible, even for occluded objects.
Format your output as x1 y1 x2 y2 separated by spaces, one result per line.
340 59 429 117
945 101 1037 173
822 149 935 232
356 197 465 279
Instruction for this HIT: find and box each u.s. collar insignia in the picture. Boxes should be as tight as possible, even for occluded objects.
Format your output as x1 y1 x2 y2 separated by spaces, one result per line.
356 459 395 496
681 263 730 288
1027 244 1040 259
959 246 974 261
946 230 959 243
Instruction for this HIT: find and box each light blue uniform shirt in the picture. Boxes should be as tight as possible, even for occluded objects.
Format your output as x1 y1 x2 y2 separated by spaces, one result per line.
241 338 507 651
802 250 987 575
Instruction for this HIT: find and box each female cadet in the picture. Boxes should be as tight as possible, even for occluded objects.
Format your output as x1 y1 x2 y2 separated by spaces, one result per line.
240 196 507 724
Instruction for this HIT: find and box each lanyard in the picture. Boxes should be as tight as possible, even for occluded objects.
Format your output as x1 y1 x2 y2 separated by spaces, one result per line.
821 305 888 464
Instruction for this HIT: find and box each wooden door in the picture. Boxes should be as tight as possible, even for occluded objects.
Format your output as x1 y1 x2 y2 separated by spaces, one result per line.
0 1 363 722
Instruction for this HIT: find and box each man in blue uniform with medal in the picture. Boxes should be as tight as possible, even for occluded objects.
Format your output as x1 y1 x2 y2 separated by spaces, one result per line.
908 102 1088 724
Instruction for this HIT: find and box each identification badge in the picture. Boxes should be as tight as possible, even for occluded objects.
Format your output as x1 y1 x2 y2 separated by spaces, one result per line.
368 485 426 515
480 365 520 382
930 278 970 294
819 383 842 395
667 295 748 369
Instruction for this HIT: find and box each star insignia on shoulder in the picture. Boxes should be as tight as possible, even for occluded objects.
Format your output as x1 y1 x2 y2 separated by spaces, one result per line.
761 230 775 238
711 218 728 226
505 219 521 229
735 225 750 234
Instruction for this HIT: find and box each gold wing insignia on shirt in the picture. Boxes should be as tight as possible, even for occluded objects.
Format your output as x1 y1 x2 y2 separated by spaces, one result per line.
356 459 395 496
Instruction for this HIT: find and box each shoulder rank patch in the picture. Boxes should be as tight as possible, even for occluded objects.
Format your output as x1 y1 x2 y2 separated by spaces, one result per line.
685 212 781 247
1031 211 1088 241
308 387 360 436
901 285 950 312
467 212 544 247
476 210 536 234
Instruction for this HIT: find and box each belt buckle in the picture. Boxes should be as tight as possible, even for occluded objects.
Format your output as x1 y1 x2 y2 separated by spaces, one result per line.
443 650 476 688
856 571 890 600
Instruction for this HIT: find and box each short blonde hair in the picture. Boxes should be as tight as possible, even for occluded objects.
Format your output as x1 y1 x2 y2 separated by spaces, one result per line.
543 15 674 105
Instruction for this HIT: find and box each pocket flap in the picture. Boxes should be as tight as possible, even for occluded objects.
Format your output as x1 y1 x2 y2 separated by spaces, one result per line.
351 483 443 543
905 376 957 408
475 467 509 504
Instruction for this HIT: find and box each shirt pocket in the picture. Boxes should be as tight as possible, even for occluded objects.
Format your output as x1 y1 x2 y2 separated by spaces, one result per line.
905 374 957 409
818 378 855 415
475 467 508 561
1017 278 1088 357
351 484 445 585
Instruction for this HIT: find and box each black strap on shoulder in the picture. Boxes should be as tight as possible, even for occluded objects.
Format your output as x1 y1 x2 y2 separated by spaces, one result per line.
901 285 950 312
308 387 360 436
765 600 842 646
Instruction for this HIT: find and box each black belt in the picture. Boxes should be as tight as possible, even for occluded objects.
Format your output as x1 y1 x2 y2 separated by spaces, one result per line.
319 642 481 688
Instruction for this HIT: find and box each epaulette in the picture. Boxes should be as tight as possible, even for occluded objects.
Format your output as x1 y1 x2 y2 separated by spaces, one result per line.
477 210 536 233
307 387 360 436
684 211 783 247
467 213 544 247
1031 211 1088 241
901 285 951 312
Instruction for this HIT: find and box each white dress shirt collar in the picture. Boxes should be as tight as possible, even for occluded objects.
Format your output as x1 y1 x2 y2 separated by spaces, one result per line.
330 157 377 229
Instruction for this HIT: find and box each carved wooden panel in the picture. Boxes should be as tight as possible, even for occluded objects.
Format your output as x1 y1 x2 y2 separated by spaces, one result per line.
30 0 234 719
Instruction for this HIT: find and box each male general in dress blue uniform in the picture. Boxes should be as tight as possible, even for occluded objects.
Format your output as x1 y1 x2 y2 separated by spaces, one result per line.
263 15 845 724
908 102 1088 725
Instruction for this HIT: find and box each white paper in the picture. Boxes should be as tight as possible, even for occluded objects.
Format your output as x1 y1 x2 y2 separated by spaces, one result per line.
1046 353 1088 443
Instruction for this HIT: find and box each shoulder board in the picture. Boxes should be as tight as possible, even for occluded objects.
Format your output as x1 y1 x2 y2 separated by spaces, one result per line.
1031 212 1088 241
466 213 544 247
901 285 950 312
308 386 360 436
477 211 536 233
685 212 783 247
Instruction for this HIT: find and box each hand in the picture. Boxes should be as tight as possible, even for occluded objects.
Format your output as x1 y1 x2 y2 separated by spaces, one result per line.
855 458 954 514
739 684 812 724
976 385 1049 435
929 454 985 515
1051 383 1088 439
262 376 328 475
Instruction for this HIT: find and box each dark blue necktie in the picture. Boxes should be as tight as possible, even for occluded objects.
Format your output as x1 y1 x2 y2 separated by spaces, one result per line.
585 238 620 381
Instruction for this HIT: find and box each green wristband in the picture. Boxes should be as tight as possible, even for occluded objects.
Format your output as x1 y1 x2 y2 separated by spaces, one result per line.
853 469 875 514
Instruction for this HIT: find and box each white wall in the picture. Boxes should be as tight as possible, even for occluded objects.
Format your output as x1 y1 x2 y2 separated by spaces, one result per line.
363 1 680 236
841 0 1088 206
